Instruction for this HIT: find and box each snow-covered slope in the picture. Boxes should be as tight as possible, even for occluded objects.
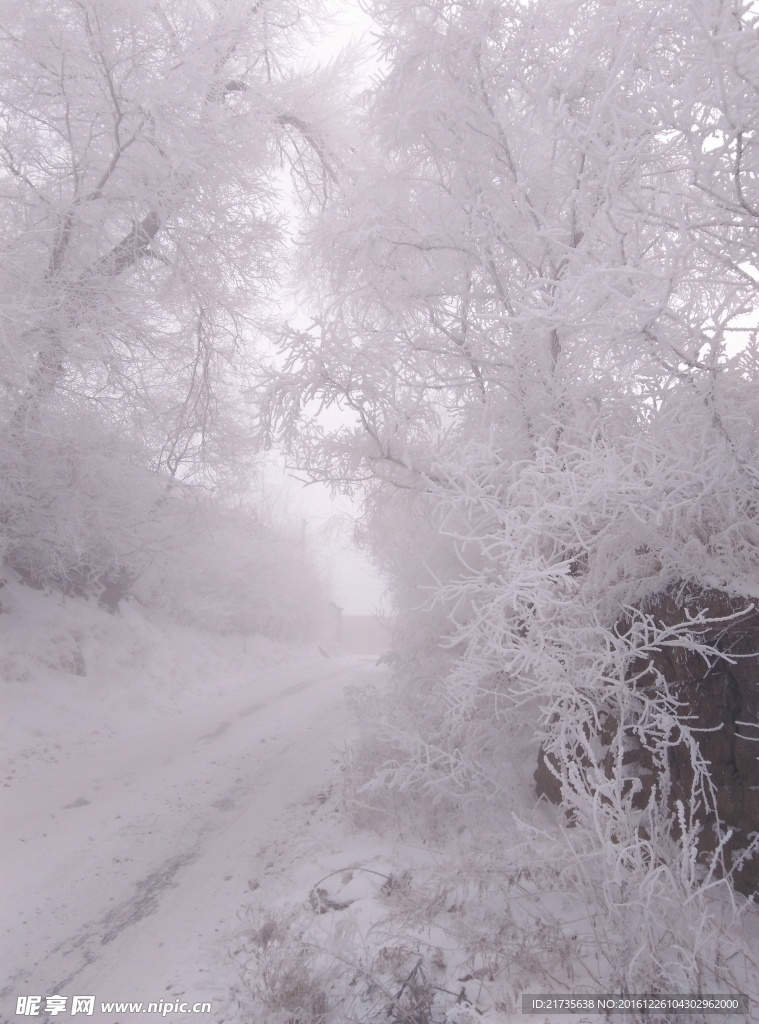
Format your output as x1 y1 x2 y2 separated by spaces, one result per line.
0 576 306 780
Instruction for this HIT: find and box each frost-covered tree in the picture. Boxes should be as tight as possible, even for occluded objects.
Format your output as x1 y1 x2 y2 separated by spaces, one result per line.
271 0 758 469
267 0 759 989
0 0 339 603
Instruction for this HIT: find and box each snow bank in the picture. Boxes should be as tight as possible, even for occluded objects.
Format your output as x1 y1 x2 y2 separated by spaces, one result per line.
0 574 321 783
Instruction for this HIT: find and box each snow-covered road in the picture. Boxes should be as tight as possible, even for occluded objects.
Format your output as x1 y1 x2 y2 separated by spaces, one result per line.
2 655 382 1023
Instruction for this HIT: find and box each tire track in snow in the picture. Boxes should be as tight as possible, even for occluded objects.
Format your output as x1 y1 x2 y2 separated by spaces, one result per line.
1 659 374 1021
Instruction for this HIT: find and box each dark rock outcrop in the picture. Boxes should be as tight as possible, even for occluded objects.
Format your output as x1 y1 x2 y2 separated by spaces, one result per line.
536 588 759 899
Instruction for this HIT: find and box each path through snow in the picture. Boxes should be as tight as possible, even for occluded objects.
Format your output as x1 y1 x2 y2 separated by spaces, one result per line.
2 653 382 1023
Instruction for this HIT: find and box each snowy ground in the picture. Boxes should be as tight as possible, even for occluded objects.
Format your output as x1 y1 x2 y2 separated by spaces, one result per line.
2 580 757 1024
0 579 383 1023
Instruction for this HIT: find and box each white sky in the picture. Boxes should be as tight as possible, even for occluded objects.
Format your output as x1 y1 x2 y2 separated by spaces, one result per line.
258 454 388 616
303 484 389 617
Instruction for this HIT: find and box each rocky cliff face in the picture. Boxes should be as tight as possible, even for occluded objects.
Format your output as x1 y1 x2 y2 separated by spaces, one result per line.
536 588 759 899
